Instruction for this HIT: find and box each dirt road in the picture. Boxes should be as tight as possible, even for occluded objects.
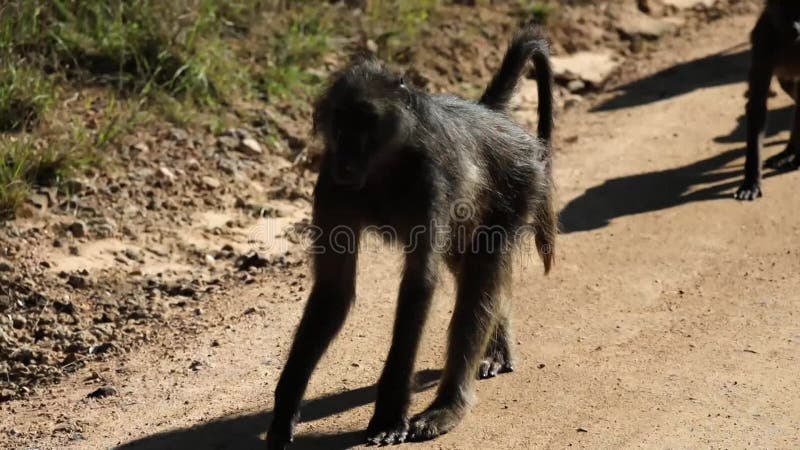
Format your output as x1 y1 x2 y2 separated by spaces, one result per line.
3 9 799 450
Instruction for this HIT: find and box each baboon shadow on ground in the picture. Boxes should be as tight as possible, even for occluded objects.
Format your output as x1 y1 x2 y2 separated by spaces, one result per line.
561 45 796 233
116 369 441 450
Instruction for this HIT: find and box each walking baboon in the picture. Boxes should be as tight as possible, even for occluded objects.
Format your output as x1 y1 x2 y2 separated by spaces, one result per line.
736 0 800 200
266 25 556 449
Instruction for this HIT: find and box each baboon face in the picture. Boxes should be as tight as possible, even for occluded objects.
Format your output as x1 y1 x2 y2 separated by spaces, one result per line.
314 62 411 189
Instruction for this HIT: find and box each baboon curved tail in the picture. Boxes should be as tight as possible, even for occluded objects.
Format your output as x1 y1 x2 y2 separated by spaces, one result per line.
479 25 554 144
481 26 556 274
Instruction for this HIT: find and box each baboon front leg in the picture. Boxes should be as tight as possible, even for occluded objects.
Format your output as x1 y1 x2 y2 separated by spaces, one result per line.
478 309 514 379
408 253 506 441
366 249 437 445
765 79 800 170
266 227 359 450
736 50 772 200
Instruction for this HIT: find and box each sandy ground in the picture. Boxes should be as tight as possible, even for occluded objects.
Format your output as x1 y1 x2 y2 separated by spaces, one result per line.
3 9 800 450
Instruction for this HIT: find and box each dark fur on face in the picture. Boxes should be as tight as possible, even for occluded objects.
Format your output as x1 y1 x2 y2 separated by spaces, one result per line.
267 25 556 449
735 0 800 200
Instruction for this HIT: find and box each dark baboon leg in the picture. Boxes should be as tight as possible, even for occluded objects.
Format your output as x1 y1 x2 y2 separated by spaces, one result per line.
266 214 359 450
735 48 773 200
366 247 438 445
478 306 514 380
408 251 507 441
765 79 800 170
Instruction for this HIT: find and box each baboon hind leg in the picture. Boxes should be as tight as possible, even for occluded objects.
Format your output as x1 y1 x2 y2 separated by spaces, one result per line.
478 302 515 379
408 252 508 441
765 79 800 170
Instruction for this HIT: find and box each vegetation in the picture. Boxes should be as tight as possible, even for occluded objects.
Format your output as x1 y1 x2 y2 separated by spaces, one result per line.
0 0 449 217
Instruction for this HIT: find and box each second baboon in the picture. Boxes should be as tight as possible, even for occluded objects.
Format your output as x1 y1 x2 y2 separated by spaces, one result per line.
266 25 556 449
736 0 800 200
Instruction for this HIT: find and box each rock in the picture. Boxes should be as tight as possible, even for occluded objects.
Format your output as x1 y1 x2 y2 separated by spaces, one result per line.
26 193 50 209
11 315 26 329
87 385 117 398
169 128 189 142
89 217 117 238
551 51 620 86
67 274 90 289
0 260 12 272
157 167 177 184
366 39 379 53
237 252 270 271
662 0 715 8
124 248 141 262
201 176 221 190
189 360 203 371
216 135 239 150
218 159 237 176
186 158 201 171
132 142 149 155
243 307 257 315
67 221 87 238
614 7 678 40
567 79 586 93
240 138 263 156
224 128 251 140
62 178 87 193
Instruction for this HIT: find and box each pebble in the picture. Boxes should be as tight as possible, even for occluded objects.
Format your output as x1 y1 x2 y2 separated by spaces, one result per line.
202 176 221 189
67 221 87 238
240 138 263 156
86 385 117 398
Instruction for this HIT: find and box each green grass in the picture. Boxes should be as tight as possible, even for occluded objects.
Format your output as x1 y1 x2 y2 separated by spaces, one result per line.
258 7 332 101
516 1 555 24
0 0 442 218
0 63 53 132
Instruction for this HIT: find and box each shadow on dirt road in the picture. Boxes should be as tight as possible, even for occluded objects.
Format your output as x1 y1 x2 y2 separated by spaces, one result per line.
116 369 441 450
560 143 792 233
592 45 750 112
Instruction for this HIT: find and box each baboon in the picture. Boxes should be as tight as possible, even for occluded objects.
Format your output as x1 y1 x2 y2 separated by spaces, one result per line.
266 25 556 449
736 0 800 200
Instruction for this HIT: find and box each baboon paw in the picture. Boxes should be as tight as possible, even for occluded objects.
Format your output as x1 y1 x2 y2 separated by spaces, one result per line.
734 182 763 201
477 354 514 379
765 151 800 171
408 406 464 441
365 416 409 445
265 430 293 450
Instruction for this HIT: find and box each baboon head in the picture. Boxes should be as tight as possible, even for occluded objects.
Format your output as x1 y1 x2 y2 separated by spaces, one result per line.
313 60 414 189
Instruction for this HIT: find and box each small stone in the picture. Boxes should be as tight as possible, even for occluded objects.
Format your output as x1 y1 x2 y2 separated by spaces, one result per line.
243 307 257 315
157 167 177 184
240 138 263 156
567 79 586 93
11 315 26 329
237 252 270 271
201 176 221 189
67 221 87 238
67 274 90 289
189 360 203 371
87 386 117 399
132 142 149 154
169 128 189 142
124 248 141 262
69 246 80 256
366 39 379 54
216 135 239 150
186 158 201 171
0 260 12 272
